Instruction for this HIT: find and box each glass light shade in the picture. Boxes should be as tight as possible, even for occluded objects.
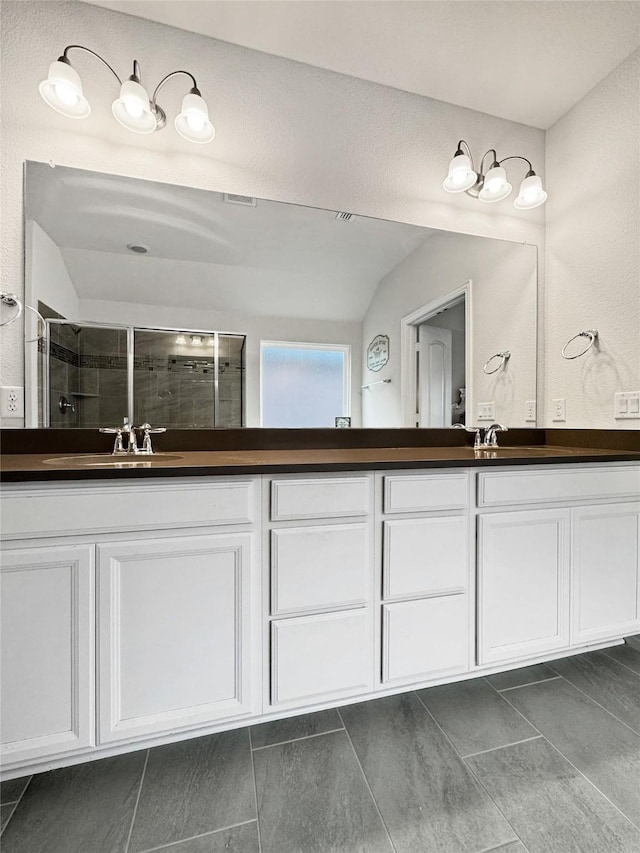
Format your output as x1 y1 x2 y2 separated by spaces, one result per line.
514 174 548 209
175 93 215 143
112 79 156 134
443 153 477 193
39 60 91 118
478 166 512 202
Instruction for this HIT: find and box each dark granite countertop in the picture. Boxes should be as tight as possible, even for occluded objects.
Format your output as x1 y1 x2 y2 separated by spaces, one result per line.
2 444 639 483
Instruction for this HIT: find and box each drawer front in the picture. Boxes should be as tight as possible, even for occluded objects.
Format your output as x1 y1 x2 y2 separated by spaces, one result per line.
1 479 256 539
271 524 370 615
382 596 469 684
270 476 370 521
383 472 468 514
383 517 468 601
271 609 372 705
478 466 640 508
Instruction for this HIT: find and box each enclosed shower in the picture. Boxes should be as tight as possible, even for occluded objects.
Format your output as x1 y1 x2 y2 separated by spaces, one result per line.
40 321 245 429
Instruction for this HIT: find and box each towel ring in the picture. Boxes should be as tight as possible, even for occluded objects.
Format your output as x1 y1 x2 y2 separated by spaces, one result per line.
483 351 510 375
0 292 46 342
561 329 598 360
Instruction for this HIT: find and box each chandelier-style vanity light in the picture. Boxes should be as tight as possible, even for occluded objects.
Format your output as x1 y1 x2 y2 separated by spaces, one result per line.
39 46 215 143
443 140 547 209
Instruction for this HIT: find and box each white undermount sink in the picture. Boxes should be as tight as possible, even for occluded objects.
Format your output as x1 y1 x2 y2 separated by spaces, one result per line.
43 453 184 467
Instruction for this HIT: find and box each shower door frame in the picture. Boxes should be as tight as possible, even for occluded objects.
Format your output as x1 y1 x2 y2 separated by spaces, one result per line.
42 319 245 428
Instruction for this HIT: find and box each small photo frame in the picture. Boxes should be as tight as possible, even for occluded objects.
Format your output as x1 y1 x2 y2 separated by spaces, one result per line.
335 416 351 428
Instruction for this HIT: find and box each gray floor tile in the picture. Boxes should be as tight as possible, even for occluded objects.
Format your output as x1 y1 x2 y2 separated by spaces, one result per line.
0 777 31 805
251 708 343 749
253 728 393 853
0 751 146 853
129 730 256 853
150 821 260 852
467 737 640 853
1 803 16 832
417 678 537 756
340 693 517 853
549 652 640 733
486 663 558 691
625 634 640 652
604 644 640 676
504 676 640 826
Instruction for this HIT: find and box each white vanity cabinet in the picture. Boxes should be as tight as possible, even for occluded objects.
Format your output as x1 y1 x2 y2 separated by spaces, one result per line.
379 471 471 685
266 475 375 708
0 478 261 771
477 466 640 666
0 545 95 766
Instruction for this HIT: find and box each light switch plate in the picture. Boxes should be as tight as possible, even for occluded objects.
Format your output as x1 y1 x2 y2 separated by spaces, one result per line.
477 402 495 421
0 386 25 418
525 400 536 422
552 398 566 422
614 391 640 419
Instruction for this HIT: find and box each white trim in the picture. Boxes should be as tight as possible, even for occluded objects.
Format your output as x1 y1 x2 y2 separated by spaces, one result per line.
400 280 473 428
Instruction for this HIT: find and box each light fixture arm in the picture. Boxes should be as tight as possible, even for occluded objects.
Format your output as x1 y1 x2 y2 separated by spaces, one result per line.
498 155 536 177
60 45 122 84
151 70 200 110
478 148 499 178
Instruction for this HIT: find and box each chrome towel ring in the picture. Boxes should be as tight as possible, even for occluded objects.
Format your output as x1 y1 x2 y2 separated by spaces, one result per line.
0 292 46 342
483 351 510 374
561 329 598 360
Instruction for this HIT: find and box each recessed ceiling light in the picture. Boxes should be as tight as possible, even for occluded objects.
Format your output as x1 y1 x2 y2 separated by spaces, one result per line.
126 243 150 254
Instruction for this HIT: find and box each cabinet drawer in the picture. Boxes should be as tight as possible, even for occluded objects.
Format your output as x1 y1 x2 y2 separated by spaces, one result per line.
383 517 468 601
271 610 372 705
382 596 469 684
1 479 256 539
383 472 468 514
271 524 370 615
270 476 370 521
478 466 640 508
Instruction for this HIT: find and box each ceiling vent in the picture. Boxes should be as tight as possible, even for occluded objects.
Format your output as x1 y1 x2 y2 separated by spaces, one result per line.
223 193 257 207
335 211 354 222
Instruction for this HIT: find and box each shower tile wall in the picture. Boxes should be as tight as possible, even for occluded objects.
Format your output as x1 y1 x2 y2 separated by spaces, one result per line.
48 323 79 427
133 332 244 429
77 328 129 429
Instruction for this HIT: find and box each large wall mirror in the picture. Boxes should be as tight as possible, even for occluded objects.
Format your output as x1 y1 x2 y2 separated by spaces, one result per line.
23 161 538 429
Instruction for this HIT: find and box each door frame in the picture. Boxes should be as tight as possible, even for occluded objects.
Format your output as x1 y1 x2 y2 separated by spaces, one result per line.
400 280 473 428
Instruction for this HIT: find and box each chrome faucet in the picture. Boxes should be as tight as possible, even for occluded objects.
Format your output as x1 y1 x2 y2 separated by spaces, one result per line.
451 422 508 448
483 423 508 447
99 422 166 454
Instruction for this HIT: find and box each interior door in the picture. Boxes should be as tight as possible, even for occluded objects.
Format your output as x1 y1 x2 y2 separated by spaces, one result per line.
417 324 452 427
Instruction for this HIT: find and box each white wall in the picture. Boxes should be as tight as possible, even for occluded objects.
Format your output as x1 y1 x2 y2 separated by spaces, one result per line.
0 0 545 428
362 232 537 428
80 298 362 427
545 48 640 429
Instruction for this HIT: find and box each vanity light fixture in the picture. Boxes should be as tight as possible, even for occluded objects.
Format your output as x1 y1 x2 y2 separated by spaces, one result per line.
39 46 215 144
190 335 204 346
443 140 547 209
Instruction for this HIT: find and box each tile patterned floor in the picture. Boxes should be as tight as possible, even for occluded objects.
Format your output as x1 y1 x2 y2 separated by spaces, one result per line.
2 644 640 853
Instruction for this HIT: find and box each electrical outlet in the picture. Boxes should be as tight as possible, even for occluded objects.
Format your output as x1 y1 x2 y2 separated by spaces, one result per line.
477 402 495 421
552 398 566 422
0 386 25 419
525 400 536 422
614 391 640 419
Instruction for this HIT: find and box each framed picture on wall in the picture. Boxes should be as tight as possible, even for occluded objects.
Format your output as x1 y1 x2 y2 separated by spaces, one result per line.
367 334 389 372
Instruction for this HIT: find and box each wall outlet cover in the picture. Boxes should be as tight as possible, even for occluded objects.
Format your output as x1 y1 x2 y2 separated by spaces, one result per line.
525 400 536 422
614 391 640 419
477 401 495 421
552 398 566 422
0 386 25 419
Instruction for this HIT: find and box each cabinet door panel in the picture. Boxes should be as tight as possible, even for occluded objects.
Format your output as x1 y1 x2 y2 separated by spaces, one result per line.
0 545 94 766
573 504 640 644
478 509 570 665
383 516 468 600
382 595 469 684
98 534 256 743
271 610 372 706
271 524 370 615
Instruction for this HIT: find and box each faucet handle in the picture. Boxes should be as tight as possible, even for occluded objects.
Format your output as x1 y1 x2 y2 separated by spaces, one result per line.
485 423 508 447
99 427 124 454
139 423 166 454
98 427 120 434
140 423 167 434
